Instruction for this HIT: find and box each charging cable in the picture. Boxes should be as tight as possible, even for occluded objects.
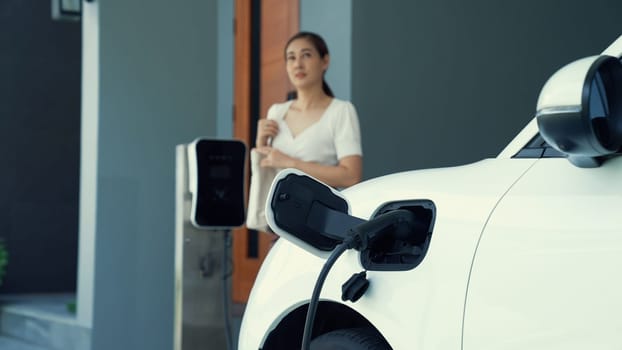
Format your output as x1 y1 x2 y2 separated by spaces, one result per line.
222 230 234 350
300 242 350 348
300 209 417 349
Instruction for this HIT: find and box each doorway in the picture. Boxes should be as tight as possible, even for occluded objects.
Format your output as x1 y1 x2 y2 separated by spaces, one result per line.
232 0 299 303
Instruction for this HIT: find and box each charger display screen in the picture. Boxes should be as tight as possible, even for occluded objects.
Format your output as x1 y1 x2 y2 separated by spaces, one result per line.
192 139 246 228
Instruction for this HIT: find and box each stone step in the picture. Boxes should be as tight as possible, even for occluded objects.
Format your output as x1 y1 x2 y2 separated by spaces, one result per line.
0 294 90 350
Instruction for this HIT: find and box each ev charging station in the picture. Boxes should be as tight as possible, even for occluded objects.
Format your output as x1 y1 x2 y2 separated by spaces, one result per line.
174 139 246 350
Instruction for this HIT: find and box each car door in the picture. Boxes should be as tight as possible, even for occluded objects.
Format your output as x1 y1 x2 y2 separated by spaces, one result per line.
463 150 622 349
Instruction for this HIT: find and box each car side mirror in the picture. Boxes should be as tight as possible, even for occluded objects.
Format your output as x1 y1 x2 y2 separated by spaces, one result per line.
537 36 622 168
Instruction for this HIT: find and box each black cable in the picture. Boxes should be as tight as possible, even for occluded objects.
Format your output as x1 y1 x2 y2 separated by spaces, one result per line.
222 230 234 350
300 242 350 350
298 209 417 349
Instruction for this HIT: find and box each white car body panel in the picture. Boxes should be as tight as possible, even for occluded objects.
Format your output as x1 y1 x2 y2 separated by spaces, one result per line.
464 156 622 350
602 34 622 58
239 158 538 349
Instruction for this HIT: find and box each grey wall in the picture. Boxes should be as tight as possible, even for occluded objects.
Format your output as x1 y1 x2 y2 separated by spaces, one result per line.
81 0 220 349
352 1 622 179
301 0 352 100
0 0 80 293
217 0 234 137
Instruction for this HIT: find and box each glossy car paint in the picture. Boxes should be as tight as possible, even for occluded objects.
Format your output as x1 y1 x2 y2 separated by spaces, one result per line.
464 156 622 350
239 155 539 349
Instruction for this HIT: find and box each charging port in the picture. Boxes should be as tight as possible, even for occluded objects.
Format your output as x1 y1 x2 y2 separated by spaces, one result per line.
360 200 435 271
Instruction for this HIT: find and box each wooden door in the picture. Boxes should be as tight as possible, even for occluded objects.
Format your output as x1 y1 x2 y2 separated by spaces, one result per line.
232 0 299 303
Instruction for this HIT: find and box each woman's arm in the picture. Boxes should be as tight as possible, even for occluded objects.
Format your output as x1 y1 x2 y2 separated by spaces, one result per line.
255 147 362 188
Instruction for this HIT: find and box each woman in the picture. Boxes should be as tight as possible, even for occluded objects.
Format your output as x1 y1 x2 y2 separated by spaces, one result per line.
246 31 362 231
254 31 362 187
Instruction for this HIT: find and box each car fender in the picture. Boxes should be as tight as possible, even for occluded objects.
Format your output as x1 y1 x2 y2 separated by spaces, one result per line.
239 158 538 349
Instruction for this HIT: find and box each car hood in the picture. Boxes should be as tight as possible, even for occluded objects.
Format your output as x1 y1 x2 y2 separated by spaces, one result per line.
343 158 537 220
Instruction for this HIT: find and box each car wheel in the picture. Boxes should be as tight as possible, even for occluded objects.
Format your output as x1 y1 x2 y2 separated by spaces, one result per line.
310 327 391 350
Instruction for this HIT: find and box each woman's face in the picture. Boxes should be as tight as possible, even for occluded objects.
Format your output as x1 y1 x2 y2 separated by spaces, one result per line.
285 38 329 91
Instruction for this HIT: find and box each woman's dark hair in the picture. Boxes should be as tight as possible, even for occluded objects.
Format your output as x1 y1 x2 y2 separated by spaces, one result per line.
285 31 334 98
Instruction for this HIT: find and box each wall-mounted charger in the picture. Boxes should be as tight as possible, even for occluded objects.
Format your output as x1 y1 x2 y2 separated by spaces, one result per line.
187 138 246 229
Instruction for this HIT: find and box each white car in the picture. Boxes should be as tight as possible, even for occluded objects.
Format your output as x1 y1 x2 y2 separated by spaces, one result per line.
238 35 622 350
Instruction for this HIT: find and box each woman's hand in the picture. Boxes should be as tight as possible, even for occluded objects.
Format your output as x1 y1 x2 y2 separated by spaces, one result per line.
255 147 362 189
256 119 279 147
256 147 296 169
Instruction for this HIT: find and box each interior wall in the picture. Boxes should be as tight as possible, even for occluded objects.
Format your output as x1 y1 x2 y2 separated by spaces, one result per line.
300 0 352 100
351 0 622 179
0 0 80 293
217 0 234 137
81 0 219 349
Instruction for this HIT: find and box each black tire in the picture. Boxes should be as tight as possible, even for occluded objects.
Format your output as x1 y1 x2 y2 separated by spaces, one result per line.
310 327 392 350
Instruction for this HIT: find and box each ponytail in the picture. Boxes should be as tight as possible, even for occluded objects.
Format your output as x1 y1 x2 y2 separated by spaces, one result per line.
322 79 334 97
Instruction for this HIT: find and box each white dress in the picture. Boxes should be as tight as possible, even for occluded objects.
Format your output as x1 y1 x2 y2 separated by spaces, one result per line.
266 98 362 165
246 98 362 230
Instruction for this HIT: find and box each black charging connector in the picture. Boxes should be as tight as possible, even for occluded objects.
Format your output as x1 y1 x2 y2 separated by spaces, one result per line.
346 209 417 251
300 209 418 349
